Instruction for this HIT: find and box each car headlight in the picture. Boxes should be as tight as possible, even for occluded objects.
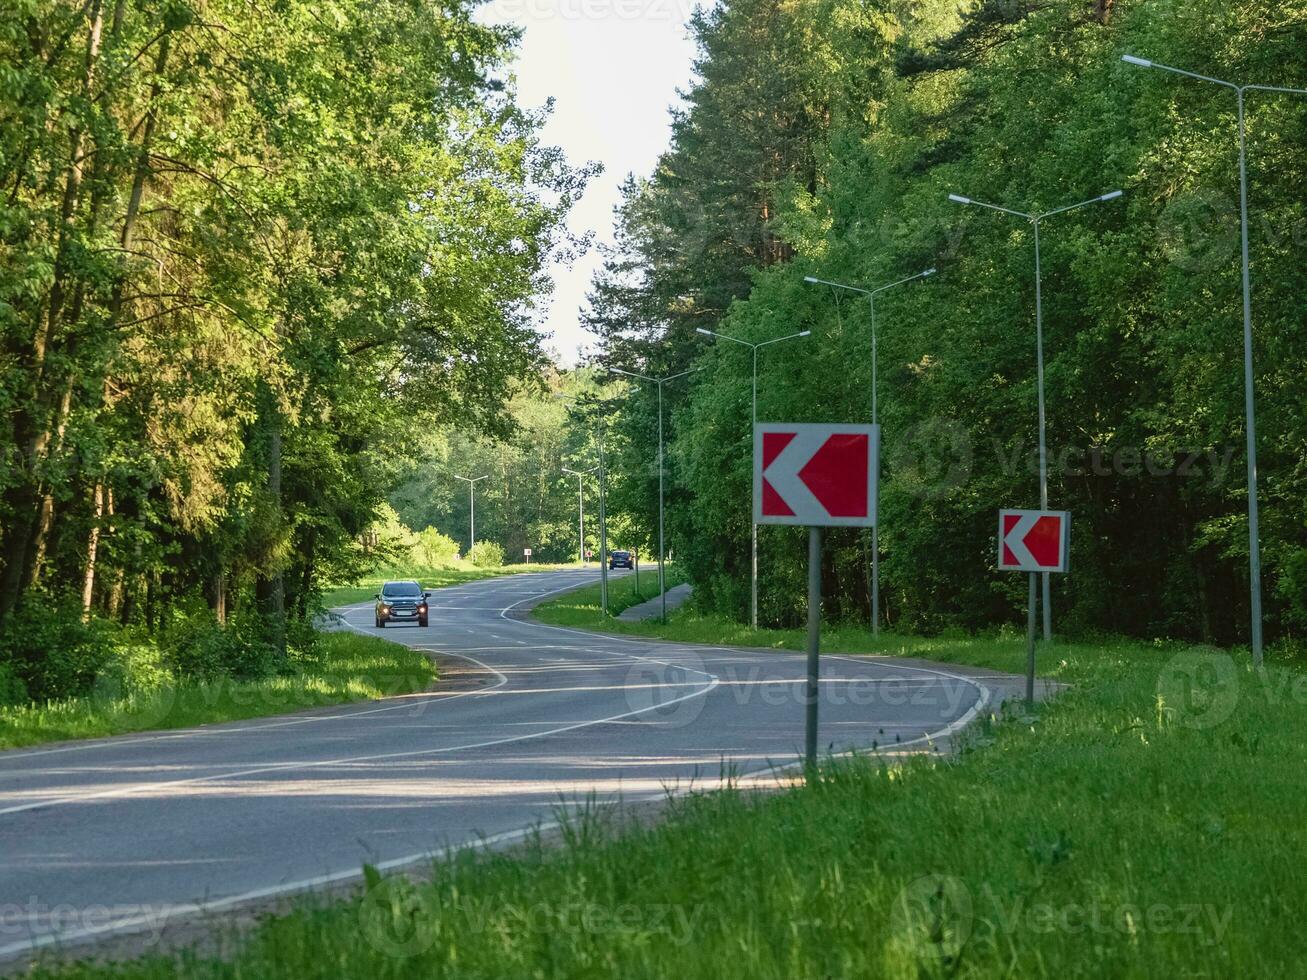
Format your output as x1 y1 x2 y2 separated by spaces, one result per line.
418 604 427 612
381 605 390 614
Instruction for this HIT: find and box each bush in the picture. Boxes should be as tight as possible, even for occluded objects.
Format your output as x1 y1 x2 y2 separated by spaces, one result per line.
468 540 505 568
413 527 460 567
0 662 27 707
164 611 279 682
0 599 113 701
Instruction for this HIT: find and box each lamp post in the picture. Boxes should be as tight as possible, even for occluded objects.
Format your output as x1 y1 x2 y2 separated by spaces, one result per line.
562 465 597 566
947 189 1123 641
1121 57 1306 665
610 366 699 622
696 327 811 629
557 394 613 614
453 474 489 556
804 268 936 636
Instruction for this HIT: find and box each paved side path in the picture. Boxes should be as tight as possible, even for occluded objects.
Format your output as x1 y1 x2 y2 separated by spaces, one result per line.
617 583 694 622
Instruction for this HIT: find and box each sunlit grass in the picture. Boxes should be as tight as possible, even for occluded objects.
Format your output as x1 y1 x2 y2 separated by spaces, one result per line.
530 564 688 625
322 562 575 607
0 633 435 750
27 622 1307 978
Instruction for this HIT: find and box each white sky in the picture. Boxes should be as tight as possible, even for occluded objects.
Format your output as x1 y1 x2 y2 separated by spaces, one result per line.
476 0 699 364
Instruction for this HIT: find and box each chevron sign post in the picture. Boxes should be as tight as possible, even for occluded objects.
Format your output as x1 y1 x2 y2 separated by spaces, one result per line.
997 510 1070 573
754 424 879 527
997 508 1071 706
753 423 879 775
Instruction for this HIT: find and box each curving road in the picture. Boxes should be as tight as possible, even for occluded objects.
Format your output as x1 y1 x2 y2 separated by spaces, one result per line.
0 568 1007 962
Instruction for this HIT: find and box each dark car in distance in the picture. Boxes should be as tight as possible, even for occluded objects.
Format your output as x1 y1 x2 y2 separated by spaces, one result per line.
608 550 634 570
375 580 430 627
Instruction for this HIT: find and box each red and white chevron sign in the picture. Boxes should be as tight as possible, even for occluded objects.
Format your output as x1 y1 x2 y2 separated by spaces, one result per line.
997 509 1071 573
754 423 879 527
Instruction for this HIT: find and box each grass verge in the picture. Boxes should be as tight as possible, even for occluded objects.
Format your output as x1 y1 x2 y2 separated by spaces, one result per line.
0 632 435 751
321 562 574 607
24 592 1307 977
530 564 688 626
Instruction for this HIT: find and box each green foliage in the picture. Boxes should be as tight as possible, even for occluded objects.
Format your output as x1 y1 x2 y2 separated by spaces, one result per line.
0 631 435 750
468 541 506 569
587 0 1307 647
412 528 461 568
389 369 607 563
0 601 119 703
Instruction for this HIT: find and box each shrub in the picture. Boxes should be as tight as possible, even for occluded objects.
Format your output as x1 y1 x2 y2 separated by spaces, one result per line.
0 662 27 707
413 527 460 567
164 611 279 681
0 599 113 701
468 540 505 568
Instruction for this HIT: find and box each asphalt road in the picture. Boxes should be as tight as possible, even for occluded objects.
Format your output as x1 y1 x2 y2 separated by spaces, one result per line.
0 568 1000 962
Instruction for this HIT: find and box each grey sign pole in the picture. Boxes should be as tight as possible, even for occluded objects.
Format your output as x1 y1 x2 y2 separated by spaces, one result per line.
947 191 1122 644
1025 572 1037 707
805 525 822 775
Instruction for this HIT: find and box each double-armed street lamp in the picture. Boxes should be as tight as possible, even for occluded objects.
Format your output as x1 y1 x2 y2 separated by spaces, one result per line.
1121 56 1307 666
561 465 598 566
947 189 1123 642
557 393 614 614
803 268 936 636
609 366 699 622
696 326 812 629
453 474 489 556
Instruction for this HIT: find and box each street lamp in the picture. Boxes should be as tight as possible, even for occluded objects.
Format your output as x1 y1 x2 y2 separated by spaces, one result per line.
803 268 936 636
948 188 1123 641
609 366 700 622
696 326 812 629
1121 57 1306 666
557 393 614 614
452 474 489 556
562 465 597 566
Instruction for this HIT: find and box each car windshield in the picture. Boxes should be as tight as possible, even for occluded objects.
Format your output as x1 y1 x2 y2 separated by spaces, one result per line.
382 582 421 597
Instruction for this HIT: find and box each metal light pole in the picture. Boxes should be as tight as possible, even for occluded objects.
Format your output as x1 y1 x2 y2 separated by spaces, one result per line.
948 189 1123 642
562 465 597 566
696 327 811 629
597 426 609 614
1121 57 1306 666
610 366 699 622
804 269 936 636
453 474 489 556
557 393 615 614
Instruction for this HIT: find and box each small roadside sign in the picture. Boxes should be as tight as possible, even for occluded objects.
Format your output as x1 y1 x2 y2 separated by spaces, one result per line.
998 508 1071 708
753 421 881 777
524 548 532 558
754 423 879 527
997 510 1070 573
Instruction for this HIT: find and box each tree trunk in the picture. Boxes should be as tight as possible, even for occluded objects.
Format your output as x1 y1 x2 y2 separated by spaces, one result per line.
81 482 104 617
255 386 287 657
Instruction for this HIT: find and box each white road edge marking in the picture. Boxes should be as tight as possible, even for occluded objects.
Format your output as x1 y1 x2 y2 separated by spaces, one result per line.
0 567 999 960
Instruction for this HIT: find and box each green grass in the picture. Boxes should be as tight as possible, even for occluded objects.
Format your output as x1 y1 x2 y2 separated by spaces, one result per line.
25 593 1307 977
0 632 435 750
322 562 574 607
530 564 688 626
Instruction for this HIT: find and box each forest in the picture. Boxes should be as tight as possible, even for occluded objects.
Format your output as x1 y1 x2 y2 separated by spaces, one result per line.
585 0 1307 647
3 0 1306 712
0 0 586 702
